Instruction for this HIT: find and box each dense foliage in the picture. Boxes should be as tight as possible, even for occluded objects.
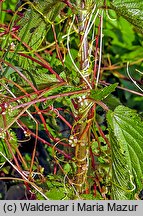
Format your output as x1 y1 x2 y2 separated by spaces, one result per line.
0 0 143 200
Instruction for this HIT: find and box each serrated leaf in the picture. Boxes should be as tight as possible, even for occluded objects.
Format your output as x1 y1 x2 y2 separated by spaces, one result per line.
18 0 64 49
107 105 143 199
111 0 143 33
90 83 118 101
14 0 64 70
0 130 18 163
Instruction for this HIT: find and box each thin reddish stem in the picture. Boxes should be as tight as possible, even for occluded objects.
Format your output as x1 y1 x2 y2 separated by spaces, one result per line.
11 89 90 110
0 58 38 93
18 120 72 160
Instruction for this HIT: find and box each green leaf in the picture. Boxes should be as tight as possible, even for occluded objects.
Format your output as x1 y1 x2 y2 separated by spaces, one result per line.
111 0 143 33
0 130 18 163
81 193 104 200
90 83 118 101
103 94 121 110
45 187 65 200
65 49 79 70
63 163 71 174
107 105 143 199
13 0 64 71
18 0 64 49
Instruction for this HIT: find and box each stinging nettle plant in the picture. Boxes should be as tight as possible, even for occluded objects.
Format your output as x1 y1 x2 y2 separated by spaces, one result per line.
0 0 143 199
